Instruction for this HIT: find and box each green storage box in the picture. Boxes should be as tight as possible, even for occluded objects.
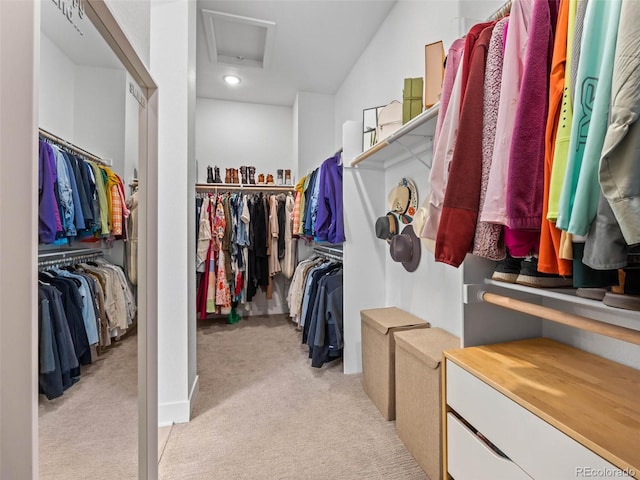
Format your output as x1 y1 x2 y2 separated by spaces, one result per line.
403 78 424 124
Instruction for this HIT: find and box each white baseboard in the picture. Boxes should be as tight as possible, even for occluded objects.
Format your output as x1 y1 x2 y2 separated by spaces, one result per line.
158 375 200 427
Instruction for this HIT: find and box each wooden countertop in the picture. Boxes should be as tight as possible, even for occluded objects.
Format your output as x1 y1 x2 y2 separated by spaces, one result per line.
444 338 640 476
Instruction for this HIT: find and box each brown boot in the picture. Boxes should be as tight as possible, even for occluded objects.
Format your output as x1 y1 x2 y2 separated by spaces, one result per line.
234 168 240 184
257 173 265 185
225 168 231 184
284 169 291 185
266 174 274 185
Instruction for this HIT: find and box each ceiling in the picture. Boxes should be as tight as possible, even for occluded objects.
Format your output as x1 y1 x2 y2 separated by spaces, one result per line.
196 0 397 106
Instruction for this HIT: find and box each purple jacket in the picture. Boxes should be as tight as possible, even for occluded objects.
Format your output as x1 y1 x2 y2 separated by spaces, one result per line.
39 140 63 243
315 152 345 243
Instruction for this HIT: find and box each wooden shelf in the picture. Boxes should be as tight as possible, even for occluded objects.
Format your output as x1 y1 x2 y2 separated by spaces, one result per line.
349 102 440 169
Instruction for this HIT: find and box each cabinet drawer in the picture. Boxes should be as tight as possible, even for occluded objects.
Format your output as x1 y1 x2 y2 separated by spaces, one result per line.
446 360 625 480
447 412 532 480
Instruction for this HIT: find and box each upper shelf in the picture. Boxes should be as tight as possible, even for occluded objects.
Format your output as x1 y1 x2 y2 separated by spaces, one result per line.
195 183 293 192
349 102 440 169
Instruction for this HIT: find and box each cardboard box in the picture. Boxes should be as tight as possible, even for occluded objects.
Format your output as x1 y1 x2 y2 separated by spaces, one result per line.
361 307 430 420
424 41 445 108
403 78 424 124
394 327 460 480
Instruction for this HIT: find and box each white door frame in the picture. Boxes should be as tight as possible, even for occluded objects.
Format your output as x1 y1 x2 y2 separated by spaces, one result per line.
0 1 159 478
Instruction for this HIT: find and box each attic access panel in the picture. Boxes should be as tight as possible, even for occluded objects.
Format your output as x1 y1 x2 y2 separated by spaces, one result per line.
202 9 276 69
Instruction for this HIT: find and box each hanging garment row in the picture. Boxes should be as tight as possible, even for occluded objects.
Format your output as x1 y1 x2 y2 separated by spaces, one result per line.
38 136 129 246
38 257 136 400
293 151 345 244
196 190 297 321
423 0 639 290
287 254 344 368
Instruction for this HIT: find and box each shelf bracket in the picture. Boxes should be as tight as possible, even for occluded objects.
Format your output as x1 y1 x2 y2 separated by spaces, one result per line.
393 137 433 169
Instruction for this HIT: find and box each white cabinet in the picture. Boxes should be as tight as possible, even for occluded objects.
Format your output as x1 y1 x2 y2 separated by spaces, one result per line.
443 338 640 480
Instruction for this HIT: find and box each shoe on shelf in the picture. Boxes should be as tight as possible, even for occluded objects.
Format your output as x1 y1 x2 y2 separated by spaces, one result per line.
603 269 640 311
266 174 275 185
225 168 232 184
491 254 521 284
284 169 291 185
239 166 248 184
515 256 573 288
257 173 265 185
213 166 222 183
233 168 240 184
249 167 256 185
206 165 214 183
277 169 283 185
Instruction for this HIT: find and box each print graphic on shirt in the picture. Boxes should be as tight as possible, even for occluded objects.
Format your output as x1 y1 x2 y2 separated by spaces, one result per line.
577 76 598 150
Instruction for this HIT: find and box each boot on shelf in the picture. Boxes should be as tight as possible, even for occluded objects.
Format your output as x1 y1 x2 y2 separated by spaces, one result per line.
284 169 291 185
233 168 240 184
225 168 232 184
257 173 265 185
266 174 274 185
206 166 214 183
249 166 256 184
277 169 283 185
239 166 248 184
213 166 222 183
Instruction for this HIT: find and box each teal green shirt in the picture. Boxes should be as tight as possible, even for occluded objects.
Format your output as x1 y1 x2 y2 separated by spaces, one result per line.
556 0 622 235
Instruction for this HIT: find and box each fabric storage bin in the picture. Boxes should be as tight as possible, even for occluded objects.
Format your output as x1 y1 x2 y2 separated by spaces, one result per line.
361 307 430 420
394 327 460 479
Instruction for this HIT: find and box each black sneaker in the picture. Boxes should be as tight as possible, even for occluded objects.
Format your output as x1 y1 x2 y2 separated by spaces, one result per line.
516 257 573 288
491 254 522 283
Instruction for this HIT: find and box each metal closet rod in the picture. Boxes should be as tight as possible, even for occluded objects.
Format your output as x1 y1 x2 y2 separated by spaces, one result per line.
37 248 104 269
479 291 640 346
487 0 512 21
39 128 105 164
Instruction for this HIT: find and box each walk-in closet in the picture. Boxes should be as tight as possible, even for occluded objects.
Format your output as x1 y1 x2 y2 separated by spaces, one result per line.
3 0 640 479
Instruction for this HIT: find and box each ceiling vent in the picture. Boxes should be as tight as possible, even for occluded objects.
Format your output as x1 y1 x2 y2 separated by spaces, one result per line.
202 9 276 70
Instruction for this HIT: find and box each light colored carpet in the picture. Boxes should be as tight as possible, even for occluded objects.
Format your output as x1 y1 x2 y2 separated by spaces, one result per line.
39 335 138 480
158 314 428 480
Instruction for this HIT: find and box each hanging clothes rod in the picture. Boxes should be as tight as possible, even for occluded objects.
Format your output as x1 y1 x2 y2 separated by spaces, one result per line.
479 291 640 346
487 0 512 21
195 183 293 193
38 128 105 164
313 245 343 262
37 248 104 270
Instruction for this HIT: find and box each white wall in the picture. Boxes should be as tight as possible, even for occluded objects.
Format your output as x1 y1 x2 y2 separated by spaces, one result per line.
105 0 151 67
334 0 461 146
151 0 198 427
124 72 142 186
337 0 465 373
74 66 126 169
195 98 294 183
295 91 335 178
39 34 75 140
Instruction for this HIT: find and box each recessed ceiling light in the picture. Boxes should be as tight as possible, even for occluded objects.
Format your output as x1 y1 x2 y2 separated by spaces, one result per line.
223 75 241 85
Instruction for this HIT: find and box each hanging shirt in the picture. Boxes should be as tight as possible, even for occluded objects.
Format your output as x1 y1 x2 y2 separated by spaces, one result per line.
481 0 535 226
39 140 63 243
315 152 345 243
433 38 465 152
472 17 508 262
422 59 464 242
52 146 76 237
538 0 573 276
436 23 495 267
556 0 623 235
547 0 578 220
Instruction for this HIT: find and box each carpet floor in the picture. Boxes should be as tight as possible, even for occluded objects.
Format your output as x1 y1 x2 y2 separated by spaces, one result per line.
39 335 138 480
158 314 427 480
39 314 427 479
